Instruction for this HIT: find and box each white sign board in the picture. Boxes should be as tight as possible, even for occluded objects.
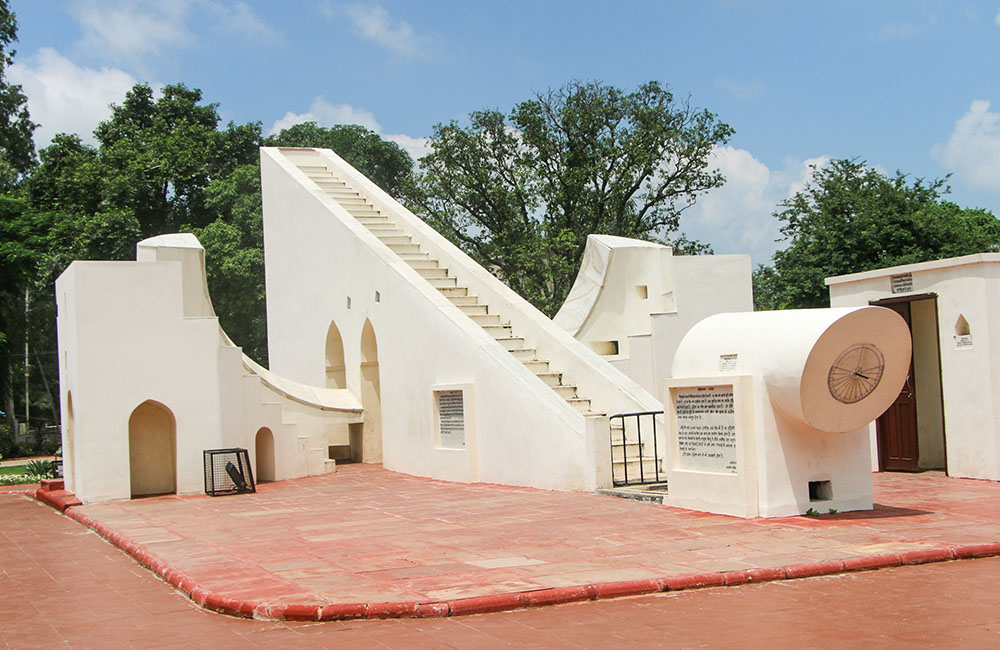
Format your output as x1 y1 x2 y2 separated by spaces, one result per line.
674 385 737 475
437 390 465 449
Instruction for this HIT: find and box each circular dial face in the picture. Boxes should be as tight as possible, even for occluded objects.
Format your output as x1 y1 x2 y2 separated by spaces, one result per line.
828 343 885 404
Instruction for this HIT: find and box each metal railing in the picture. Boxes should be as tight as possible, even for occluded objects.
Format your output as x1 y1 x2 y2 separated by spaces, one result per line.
610 410 664 487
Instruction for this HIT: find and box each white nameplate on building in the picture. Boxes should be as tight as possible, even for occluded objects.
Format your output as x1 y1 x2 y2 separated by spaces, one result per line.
437 390 466 448
955 335 973 349
675 386 737 475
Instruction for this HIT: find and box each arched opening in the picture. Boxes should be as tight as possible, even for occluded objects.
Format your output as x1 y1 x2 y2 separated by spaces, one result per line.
955 314 970 336
64 392 75 490
325 320 347 389
128 400 176 498
354 319 383 463
255 427 275 482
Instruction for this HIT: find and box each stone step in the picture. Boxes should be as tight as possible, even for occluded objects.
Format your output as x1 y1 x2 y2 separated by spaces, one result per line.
398 251 431 261
481 324 513 337
468 313 501 326
552 385 577 399
438 286 468 297
387 242 421 254
416 267 449 279
458 304 488 316
566 398 592 413
508 347 536 361
378 234 412 245
406 258 440 270
521 359 549 372
428 276 458 288
366 223 402 232
534 372 562 386
447 294 478 305
496 337 526 351
356 215 390 223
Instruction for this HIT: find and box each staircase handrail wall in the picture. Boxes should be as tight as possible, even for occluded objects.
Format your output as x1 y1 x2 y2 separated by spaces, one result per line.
313 147 662 417
262 147 585 433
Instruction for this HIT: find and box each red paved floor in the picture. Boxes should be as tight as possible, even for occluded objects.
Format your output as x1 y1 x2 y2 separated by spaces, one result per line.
56 465 1000 619
2 492 998 648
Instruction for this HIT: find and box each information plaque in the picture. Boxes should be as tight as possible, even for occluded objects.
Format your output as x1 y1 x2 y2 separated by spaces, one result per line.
674 385 737 474
437 390 465 449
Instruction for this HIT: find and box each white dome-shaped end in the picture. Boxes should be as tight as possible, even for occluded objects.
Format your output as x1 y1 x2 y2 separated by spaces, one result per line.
800 306 911 433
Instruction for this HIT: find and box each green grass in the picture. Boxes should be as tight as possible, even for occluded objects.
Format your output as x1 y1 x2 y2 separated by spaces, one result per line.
0 465 28 476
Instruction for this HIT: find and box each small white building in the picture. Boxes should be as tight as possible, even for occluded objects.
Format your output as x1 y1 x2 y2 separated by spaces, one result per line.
827 254 1000 481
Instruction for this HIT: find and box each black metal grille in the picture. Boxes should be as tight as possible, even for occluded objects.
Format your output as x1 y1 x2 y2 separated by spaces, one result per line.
610 411 664 487
203 448 256 496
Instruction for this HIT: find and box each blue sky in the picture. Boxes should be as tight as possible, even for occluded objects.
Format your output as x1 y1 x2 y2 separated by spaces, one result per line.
10 1 1000 265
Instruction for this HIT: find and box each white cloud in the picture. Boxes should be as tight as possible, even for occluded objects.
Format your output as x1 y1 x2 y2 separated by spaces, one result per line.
67 0 193 69
995 9 1000 25
210 1 281 42
679 146 829 266
931 99 1000 194
8 48 142 147
338 3 443 58
269 96 431 162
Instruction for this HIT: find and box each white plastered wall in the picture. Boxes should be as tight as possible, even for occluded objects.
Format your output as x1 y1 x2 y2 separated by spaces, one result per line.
261 148 630 491
553 234 753 397
827 254 1000 480
56 235 362 503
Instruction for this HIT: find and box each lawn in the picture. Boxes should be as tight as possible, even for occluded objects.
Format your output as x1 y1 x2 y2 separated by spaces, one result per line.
0 465 28 475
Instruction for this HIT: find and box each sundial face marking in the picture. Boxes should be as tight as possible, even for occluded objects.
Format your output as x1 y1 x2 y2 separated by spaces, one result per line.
827 343 885 404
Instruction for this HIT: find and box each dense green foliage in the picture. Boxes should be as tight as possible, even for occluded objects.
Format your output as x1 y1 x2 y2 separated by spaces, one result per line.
754 159 1000 310
406 80 730 315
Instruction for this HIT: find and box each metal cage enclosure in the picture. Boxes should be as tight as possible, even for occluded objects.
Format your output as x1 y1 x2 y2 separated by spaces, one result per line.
203 448 256 496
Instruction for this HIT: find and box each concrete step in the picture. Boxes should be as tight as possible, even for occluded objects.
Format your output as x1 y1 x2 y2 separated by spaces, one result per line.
438 286 468 297
534 372 562 386
356 215 390 223
611 442 644 461
447 294 478 305
428 277 458 288
378 234 412 245
416 267 449 279
551 385 578 399
566 398 592 413
387 242 421 254
365 223 400 232
481 324 513 338
521 359 549 372
406 258 440 270
508 347 536 361
468 313 501 326
496 337 526 351
398 251 431 261
458 303 488 316
596 484 668 504
612 457 663 480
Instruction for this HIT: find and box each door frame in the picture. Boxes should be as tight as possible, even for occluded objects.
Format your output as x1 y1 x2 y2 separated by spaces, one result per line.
869 293 947 474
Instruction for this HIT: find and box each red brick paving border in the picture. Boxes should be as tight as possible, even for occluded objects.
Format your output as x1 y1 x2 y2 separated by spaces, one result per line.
31 492 998 622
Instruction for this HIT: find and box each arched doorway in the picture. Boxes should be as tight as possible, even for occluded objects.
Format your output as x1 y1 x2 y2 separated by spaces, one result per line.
255 427 275 482
65 392 75 490
325 320 347 389
128 400 176 497
355 319 383 462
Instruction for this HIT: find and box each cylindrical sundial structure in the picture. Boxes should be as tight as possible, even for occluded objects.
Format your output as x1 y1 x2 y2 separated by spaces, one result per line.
671 307 911 433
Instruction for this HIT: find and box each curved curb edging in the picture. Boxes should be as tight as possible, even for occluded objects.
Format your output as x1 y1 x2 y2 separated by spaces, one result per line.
51 500 1000 621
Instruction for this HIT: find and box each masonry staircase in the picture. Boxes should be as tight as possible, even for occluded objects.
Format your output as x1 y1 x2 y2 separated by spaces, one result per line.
273 148 663 488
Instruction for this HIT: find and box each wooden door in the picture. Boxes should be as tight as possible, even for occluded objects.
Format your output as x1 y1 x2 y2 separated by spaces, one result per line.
875 301 920 471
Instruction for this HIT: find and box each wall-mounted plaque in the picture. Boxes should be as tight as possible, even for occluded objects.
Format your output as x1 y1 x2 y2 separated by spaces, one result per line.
675 385 737 475
955 335 973 349
890 273 913 294
437 390 465 448
719 354 738 371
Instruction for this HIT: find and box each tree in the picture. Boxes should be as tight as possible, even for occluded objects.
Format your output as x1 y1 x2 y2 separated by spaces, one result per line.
754 159 1000 310
0 0 34 189
406 80 732 315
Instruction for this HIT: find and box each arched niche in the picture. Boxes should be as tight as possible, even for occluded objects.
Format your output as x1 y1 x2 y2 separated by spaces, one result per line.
128 400 176 498
354 319 383 463
65 391 75 491
955 314 970 336
325 320 347 389
255 427 275 482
